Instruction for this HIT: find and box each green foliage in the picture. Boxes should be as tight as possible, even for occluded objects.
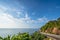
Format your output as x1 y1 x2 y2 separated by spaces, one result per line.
31 31 45 40
0 37 3 40
40 17 60 33
11 33 32 40
3 35 10 40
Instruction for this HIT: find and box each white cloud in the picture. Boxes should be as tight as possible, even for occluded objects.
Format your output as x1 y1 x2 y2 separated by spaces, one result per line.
16 11 22 17
0 5 24 12
0 14 16 28
37 16 48 22
0 5 48 28
0 13 48 28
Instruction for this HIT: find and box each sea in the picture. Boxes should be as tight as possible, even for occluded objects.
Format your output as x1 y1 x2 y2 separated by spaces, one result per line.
0 28 39 37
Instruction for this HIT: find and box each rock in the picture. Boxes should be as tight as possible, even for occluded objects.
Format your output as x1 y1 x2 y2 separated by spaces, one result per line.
52 27 58 34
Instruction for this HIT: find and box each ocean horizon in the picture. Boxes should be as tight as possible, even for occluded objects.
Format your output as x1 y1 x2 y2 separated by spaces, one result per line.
0 28 39 37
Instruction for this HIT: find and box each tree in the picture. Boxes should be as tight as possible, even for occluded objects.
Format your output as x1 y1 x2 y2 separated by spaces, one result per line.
32 31 45 40
3 35 10 40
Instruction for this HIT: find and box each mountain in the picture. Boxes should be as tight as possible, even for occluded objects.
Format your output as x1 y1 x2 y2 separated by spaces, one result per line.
40 17 60 35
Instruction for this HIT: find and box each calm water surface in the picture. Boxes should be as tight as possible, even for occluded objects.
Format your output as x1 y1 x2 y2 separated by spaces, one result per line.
0 28 39 37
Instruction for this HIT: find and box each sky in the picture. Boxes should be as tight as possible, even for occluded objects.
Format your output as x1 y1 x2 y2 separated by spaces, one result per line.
0 0 60 28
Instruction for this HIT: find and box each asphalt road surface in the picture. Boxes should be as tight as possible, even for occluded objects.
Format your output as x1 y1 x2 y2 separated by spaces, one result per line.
40 32 60 40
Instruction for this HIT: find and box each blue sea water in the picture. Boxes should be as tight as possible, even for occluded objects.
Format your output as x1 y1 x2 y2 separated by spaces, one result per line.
0 28 39 37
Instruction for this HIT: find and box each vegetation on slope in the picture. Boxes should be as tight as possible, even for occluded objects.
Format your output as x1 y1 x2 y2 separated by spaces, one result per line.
40 17 60 34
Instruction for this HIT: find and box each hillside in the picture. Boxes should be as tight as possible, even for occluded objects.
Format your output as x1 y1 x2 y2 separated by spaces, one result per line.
40 17 60 35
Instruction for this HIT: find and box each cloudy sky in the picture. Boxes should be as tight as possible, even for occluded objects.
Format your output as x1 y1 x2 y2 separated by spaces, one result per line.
0 0 60 28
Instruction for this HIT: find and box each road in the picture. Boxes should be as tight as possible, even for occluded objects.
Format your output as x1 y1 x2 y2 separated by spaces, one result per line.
40 32 60 40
